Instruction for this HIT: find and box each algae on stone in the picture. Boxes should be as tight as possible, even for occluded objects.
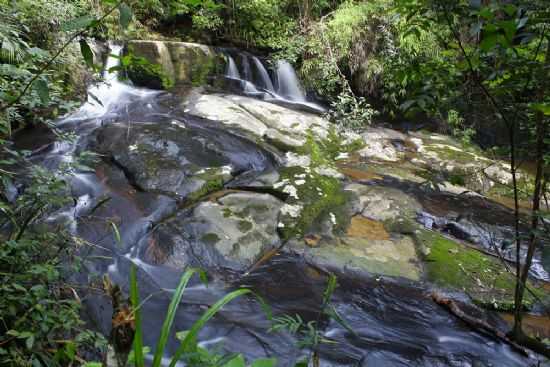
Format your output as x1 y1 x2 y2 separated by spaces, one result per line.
415 229 545 310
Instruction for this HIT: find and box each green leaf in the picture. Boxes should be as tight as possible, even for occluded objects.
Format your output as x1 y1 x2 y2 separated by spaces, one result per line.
109 221 121 243
61 15 96 32
497 20 516 41
503 4 516 17
153 268 201 367
478 7 493 20
480 32 497 52
169 288 251 367
251 358 277 367
119 3 133 29
25 335 35 349
130 264 145 367
79 39 94 69
530 103 550 116
322 273 337 306
33 79 49 104
223 355 246 367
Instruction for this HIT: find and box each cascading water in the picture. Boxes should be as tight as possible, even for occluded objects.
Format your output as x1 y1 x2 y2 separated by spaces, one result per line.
220 51 326 114
251 56 275 92
275 59 307 102
15 42 542 367
225 55 241 79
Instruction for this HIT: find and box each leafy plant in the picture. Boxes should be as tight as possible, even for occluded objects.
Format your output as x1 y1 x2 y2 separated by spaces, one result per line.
128 265 275 367
326 90 377 130
269 273 354 366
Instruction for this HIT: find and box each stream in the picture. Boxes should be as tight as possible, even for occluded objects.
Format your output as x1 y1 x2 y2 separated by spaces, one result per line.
18 44 547 366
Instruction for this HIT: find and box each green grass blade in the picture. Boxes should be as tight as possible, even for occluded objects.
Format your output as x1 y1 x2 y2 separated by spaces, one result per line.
152 268 199 367
169 288 251 367
130 264 144 367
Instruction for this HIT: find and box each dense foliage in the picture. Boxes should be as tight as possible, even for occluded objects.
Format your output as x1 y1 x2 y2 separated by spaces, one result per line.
0 0 549 364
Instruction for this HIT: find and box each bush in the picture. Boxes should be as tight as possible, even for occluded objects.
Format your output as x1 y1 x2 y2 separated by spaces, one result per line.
0 164 106 366
327 91 377 130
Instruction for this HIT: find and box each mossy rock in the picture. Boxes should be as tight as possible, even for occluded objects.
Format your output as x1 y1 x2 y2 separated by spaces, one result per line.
124 41 175 89
277 165 351 241
415 229 546 311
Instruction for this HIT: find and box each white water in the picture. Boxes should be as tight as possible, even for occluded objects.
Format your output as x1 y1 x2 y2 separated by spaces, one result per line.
63 44 158 122
222 52 325 112
251 56 275 92
225 55 241 79
275 60 307 102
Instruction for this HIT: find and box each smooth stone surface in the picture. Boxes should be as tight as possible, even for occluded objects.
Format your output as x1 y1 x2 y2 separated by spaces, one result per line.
183 90 330 148
290 235 421 280
344 183 422 222
358 127 408 162
92 121 274 198
144 192 283 271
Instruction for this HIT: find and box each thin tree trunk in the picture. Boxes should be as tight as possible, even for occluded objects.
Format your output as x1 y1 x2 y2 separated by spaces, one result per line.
512 36 550 338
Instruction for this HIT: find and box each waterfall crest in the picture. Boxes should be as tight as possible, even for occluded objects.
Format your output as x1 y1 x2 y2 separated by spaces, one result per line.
220 51 325 114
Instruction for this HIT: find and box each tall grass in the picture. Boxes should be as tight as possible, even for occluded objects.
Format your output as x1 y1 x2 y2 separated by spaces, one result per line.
128 265 274 367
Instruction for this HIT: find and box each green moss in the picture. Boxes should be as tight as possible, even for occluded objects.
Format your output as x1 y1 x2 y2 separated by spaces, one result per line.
201 233 220 244
125 54 174 90
415 230 544 310
187 177 224 202
278 166 350 241
191 53 215 86
425 144 479 164
222 208 233 218
297 127 364 164
237 220 253 233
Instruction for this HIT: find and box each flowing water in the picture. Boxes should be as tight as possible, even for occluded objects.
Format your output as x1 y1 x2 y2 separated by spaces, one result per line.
221 51 326 115
17 46 547 366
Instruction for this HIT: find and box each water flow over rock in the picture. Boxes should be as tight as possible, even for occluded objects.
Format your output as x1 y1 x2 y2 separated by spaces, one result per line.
16 41 542 367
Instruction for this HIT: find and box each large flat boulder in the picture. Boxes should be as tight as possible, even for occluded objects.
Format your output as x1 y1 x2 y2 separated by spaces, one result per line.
91 120 276 199
142 192 283 271
183 90 330 149
126 40 220 88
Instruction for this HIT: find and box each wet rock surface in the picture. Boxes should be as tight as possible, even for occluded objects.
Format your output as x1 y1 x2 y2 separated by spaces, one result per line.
142 192 283 271
92 119 276 199
23 43 550 366
183 89 330 149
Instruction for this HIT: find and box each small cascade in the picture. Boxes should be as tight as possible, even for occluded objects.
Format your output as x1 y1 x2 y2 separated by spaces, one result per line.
220 51 325 113
225 55 241 79
240 54 252 82
251 56 275 92
275 60 306 102
66 44 158 122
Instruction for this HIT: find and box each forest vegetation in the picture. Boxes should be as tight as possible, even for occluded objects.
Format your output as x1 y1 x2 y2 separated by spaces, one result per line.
0 0 549 366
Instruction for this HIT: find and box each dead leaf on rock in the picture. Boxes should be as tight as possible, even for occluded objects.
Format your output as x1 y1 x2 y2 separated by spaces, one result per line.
304 234 321 247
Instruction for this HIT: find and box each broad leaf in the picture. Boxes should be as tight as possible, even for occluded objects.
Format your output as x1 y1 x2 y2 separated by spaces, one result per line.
79 39 94 69
531 103 550 116
223 355 245 367
479 32 497 52
61 15 96 32
251 358 277 367
33 79 49 104
119 3 133 29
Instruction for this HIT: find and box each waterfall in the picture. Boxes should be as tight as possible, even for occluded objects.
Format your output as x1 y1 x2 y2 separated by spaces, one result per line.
225 55 241 79
275 60 306 102
251 56 275 92
66 44 158 121
221 51 325 113
240 55 252 82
